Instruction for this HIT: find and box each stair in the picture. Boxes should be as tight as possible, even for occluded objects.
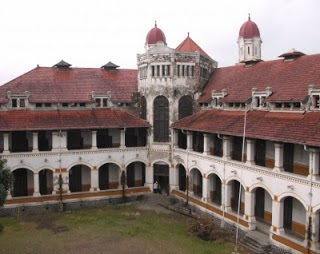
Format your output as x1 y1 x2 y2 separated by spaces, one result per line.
239 230 271 254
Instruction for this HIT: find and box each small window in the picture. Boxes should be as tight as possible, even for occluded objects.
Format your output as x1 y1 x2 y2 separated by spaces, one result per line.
275 103 282 108
19 99 25 107
248 46 250 54
151 66 155 77
95 98 101 107
44 103 51 107
79 103 86 107
12 98 17 108
167 65 170 76
162 66 165 76
62 103 68 107
36 103 42 108
102 98 108 107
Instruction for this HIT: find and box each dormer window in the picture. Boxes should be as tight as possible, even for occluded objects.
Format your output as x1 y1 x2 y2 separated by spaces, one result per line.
251 87 272 109
211 89 227 108
95 98 108 108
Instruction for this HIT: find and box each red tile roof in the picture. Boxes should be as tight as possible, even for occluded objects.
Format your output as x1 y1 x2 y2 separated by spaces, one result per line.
0 109 149 131
176 35 210 58
0 67 138 103
172 109 320 147
199 54 320 103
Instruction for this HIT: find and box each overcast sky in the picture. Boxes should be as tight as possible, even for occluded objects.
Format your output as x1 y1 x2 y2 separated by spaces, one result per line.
0 0 319 85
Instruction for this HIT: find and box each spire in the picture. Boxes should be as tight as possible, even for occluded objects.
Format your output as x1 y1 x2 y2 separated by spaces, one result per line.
155 20 157 27
187 32 189 38
248 13 251 20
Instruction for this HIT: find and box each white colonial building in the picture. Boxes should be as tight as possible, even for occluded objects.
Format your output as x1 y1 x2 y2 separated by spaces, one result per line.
1 17 320 254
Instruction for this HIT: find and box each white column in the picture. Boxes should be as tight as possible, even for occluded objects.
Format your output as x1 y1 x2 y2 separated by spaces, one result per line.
203 134 210 156
169 165 178 192
311 213 319 249
187 131 193 151
202 176 209 203
145 165 153 191
309 148 319 176
246 139 255 165
33 172 40 196
222 136 231 160
272 199 285 234
173 129 178 148
32 132 39 152
3 132 9 154
244 190 256 230
120 129 126 148
90 167 99 191
52 131 68 151
91 130 97 150
6 189 12 199
225 183 233 212
273 142 284 172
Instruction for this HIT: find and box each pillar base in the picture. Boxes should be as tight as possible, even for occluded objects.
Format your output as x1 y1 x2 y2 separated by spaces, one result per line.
33 192 41 197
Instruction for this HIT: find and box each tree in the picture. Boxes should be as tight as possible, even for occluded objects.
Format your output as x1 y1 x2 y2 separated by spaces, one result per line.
0 159 12 207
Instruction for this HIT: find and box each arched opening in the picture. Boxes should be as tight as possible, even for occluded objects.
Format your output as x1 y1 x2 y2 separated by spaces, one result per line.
39 169 53 195
283 196 306 238
98 163 120 190
230 180 245 214
153 96 169 142
178 95 193 120
190 168 202 198
153 163 169 194
178 164 186 191
69 164 91 192
127 162 146 188
254 187 272 224
12 168 33 197
208 174 222 205
140 96 147 120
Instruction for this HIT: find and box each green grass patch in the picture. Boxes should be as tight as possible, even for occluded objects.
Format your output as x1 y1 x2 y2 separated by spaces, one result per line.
0 205 244 254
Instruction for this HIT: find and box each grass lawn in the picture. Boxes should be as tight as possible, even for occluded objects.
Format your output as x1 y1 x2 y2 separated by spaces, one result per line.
0 204 246 254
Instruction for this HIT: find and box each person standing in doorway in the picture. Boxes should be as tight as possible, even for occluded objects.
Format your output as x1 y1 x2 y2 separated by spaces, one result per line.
153 181 158 193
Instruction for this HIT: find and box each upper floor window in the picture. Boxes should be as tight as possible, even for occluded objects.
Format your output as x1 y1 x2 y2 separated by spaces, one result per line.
95 98 108 108
11 98 26 108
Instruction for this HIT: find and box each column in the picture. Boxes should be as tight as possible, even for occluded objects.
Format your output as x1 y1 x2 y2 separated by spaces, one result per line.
272 198 285 234
224 183 233 212
32 132 39 152
202 176 209 203
52 131 68 152
222 136 231 160
246 139 255 165
309 148 319 176
273 142 284 172
169 165 178 192
91 130 97 150
90 166 99 191
3 132 9 154
173 129 178 148
120 129 126 148
145 164 153 191
203 134 210 156
310 212 319 249
159 65 162 77
186 131 193 151
33 172 40 196
244 190 256 230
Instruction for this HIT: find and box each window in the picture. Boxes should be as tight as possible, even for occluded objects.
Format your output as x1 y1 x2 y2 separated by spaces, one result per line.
102 98 108 107
44 103 51 107
140 96 147 120
20 99 25 107
11 99 17 108
62 103 68 107
36 103 42 108
153 96 169 142
95 98 108 108
151 66 155 77
11 98 27 108
178 95 193 120
79 103 86 107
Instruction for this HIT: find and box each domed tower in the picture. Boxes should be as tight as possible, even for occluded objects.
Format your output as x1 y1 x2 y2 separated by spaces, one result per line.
238 15 262 63
145 21 167 50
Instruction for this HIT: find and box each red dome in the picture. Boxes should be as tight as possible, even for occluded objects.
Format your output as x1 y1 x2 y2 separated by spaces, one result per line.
146 23 166 45
239 16 260 39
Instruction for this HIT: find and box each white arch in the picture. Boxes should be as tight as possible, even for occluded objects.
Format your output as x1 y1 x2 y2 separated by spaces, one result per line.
11 165 35 173
96 160 122 170
278 192 309 211
226 176 246 187
37 166 55 174
125 158 148 168
207 170 223 181
67 162 93 171
249 183 274 199
151 160 171 167
190 166 204 178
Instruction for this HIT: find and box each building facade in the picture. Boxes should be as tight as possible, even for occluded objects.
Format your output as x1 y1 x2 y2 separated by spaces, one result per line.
1 17 320 253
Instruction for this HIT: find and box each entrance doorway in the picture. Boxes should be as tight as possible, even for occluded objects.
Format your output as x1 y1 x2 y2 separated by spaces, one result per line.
153 164 169 194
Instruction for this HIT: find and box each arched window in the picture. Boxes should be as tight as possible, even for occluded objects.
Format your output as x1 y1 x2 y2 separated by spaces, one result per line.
140 96 147 120
178 95 193 120
153 96 169 142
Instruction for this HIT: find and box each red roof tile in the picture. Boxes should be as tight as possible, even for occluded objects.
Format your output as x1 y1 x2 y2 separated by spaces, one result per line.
199 54 320 103
0 67 138 103
176 35 210 59
172 110 320 147
0 109 149 131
